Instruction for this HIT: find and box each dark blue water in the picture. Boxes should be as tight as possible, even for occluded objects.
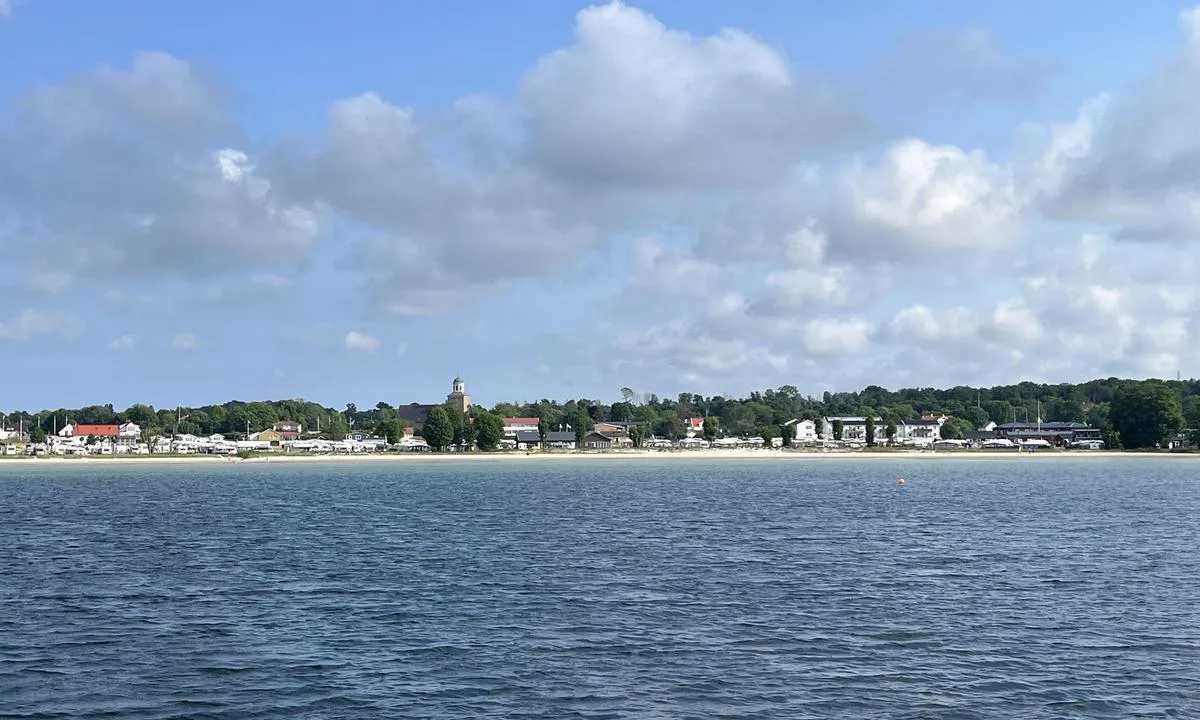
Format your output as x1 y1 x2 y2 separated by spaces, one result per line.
2 458 1199 718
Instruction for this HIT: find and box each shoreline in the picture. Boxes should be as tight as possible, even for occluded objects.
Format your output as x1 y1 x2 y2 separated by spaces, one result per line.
0 449 1194 466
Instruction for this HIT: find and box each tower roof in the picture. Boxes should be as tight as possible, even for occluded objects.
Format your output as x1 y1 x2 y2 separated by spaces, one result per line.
453 376 463 384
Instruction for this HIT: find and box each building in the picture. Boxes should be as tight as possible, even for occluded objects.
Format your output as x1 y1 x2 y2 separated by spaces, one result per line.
272 420 302 441
58 423 120 439
250 429 284 449
594 421 647 435
515 429 576 449
502 417 540 438
582 431 624 449
822 416 884 443
991 421 1102 447
397 378 474 431
894 417 945 446
447 376 471 414
784 418 818 443
684 417 706 437
396 403 433 430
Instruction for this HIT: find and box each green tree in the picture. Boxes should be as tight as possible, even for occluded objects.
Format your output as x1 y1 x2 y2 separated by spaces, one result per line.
460 412 477 450
654 415 683 440
376 418 408 444
572 411 591 447
423 407 454 451
778 424 792 448
759 425 775 446
537 416 550 446
703 416 719 442
961 406 990 430
29 425 46 443
832 419 844 441
865 416 876 447
885 422 897 444
629 425 648 448
1183 395 1200 430
940 417 974 439
474 412 504 451
1110 382 1184 449
323 415 349 441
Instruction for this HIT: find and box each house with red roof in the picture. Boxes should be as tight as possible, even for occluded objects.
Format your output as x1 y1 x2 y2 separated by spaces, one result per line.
58 423 120 438
501 417 540 438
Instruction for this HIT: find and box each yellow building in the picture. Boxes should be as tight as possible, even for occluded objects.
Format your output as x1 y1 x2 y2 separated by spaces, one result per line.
446 376 471 414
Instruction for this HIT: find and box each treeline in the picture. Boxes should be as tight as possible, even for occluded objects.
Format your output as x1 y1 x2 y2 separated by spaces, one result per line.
4 377 1197 449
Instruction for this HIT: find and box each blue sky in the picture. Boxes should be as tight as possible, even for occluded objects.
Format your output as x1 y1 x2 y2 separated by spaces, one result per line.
1 0 1199 411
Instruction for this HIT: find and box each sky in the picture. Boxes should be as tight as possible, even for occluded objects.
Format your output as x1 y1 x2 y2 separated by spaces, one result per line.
1 0 1199 410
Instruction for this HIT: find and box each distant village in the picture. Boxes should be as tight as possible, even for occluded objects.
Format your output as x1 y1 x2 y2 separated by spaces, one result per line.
0 377 1111 456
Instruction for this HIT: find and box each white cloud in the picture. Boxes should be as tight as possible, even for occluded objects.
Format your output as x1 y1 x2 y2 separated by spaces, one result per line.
108 335 135 351
832 138 1022 256
172 332 199 350
344 331 381 351
519 1 862 190
802 318 872 356
0 53 320 282
0 309 79 342
0 0 10 19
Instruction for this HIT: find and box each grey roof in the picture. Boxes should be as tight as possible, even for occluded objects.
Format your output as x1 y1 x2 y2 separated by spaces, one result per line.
515 430 575 443
396 404 433 424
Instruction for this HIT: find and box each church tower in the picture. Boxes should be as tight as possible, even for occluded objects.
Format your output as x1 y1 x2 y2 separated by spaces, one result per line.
446 376 471 414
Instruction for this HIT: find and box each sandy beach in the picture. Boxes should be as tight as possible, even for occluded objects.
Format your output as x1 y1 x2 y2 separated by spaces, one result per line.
0 448 1191 466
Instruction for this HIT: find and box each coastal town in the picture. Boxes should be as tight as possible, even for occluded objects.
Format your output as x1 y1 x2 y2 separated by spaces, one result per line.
0 376 1151 457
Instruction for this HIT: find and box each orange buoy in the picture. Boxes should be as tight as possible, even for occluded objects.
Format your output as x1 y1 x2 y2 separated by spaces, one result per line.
898 478 905 486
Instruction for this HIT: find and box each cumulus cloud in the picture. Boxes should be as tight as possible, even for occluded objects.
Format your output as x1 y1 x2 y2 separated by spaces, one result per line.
171 332 199 350
0 53 319 282
1034 8 1200 240
270 91 600 316
108 335 135 351
8 1 1200 398
519 1 863 190
0 309 79 342
802 318 873 356
344 331 381 351
830 138 1023 257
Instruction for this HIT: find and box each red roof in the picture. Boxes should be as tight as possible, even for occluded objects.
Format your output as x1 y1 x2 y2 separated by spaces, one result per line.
73 424 120 436
503 417 540 425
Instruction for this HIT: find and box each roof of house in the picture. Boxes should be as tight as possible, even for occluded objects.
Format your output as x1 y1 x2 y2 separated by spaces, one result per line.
515 430 576 443
73 424 120 436
273 420 300 426
396 404 434 424
503 417 540 425
997 421 1091 430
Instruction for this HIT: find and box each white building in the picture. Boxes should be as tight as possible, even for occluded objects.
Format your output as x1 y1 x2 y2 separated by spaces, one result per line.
894 417 946 446
784 418 818 443
822 417 884 443
502 418 540 438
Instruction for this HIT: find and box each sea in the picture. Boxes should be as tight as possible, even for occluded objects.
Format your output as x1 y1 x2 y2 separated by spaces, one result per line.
1 458 1198 719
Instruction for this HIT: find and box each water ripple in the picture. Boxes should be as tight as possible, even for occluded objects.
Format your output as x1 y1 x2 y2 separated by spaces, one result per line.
1 459 1199 718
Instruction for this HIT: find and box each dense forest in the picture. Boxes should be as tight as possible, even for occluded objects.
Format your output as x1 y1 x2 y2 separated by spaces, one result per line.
3 377 1196 449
